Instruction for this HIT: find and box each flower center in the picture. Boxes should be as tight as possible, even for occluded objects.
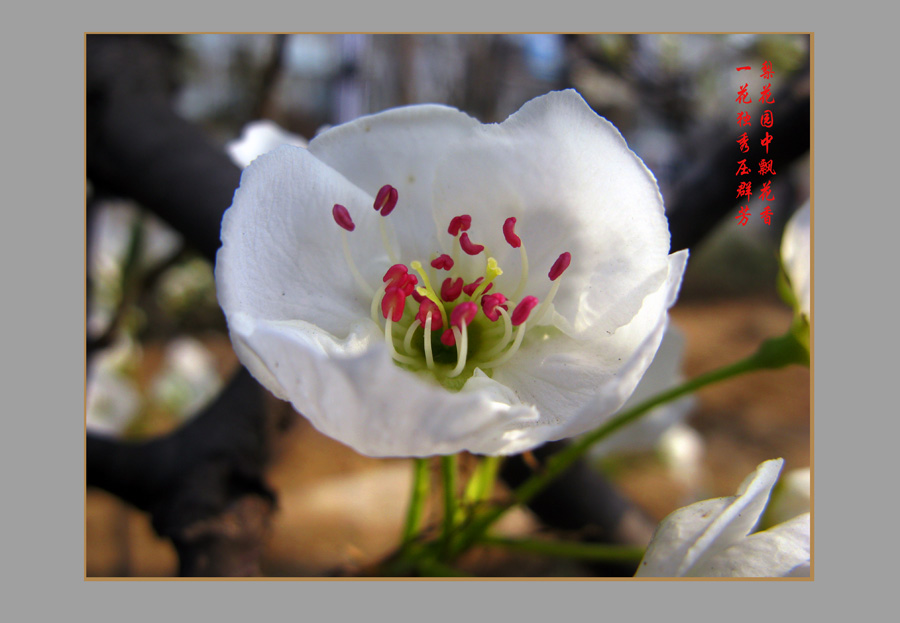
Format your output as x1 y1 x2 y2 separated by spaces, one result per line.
333 185 572 389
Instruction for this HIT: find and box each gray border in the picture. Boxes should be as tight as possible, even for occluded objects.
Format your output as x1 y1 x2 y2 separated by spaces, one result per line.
12 0 880 619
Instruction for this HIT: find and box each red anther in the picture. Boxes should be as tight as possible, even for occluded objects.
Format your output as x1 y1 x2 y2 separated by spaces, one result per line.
441 329 457 346
481 293 508 322
459 232 485 256
503 217 522 248
451 302 478 329
381 285 407 322
383 264 409 286
416 298 443 331
448 215 472 236
548 252 572 281
441 277 464 302
462 277 483 297
411 289 425 303
511 296 540 326
332 204 355 231
400 274 418 297
462 277 493 297
374 184 399 216
430 254 454 271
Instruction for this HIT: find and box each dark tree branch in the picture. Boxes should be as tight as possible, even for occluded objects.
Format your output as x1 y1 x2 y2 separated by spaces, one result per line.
88 368 275 576
86 35 274 577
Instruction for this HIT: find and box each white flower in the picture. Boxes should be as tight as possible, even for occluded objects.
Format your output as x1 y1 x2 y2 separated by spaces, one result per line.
780 202 811 319
636 458 811 577
216 89 688 457
589 325 696 458
227 120 307 168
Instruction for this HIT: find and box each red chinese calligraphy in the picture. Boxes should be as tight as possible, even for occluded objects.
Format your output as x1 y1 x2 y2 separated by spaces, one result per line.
761 110 774 128
736 83 752 104
759 180 775 202
735 206 751 226
736 159 751 175
737 111 752 127
737 132 750 153
736 66 751 71
760 61 774 80
759 83 775 104
760 132 774 154
736 181 752 199
758 159 777 175
760 206 774 225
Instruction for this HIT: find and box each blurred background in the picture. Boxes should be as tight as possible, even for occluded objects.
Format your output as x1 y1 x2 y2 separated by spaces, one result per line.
85 33 811 577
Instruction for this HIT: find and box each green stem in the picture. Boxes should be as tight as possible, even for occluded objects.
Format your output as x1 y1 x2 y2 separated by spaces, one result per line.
401 458 430 546
441 454 458 555
464 455 502 505
480 536 645 564
451 331 807 555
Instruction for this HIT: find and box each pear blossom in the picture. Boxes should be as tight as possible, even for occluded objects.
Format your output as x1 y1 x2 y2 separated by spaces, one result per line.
589 326 697 458
780 202 810 320
636 458 811 577
216 89 688 457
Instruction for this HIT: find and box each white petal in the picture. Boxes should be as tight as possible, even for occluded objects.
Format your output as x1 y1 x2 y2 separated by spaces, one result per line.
636 458 784 577
309 104 481 264
781 202 811 318
589 324 695 457
492 250 688 441
693 513 810 577
217 145 389 336
230 313 545 457
431 90 672 338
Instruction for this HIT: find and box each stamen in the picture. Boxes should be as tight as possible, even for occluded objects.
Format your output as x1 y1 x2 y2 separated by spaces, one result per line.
533 253 571 325
548 252 572 281
335 206 374 298
431 254 454 271
410 261 449 328
503 217 521 248
481 293 508 322
381 285 407 322
450 301 478 329
479 307 513 358
480 320 527 369
384 316 419 365
511 243 529 301
441 277 464 302
370 282 388 323
416 298 443 331
448 215 472 236
459 232 485 256
379 218 400 264
463 277 492 297
511 296 540 326
374 184 398 216
403 319 422 354
424 312 435 369
332 204 355 231
447 325 470 379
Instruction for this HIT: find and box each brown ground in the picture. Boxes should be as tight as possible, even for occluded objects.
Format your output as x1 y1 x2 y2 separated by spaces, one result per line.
85 296 811 577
